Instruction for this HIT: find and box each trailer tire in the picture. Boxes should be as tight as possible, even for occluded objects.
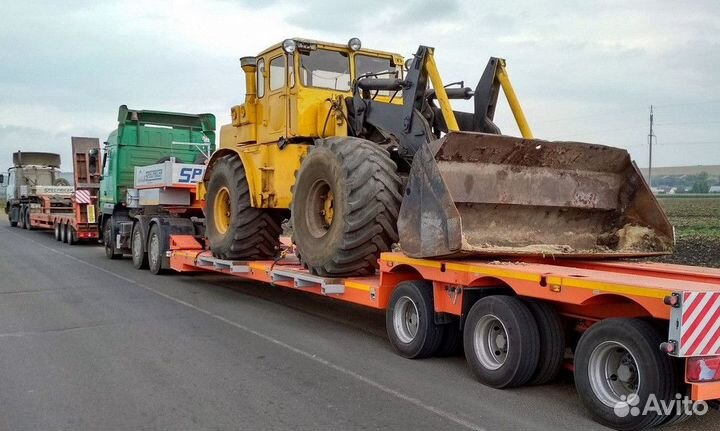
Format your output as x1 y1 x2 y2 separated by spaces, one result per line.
59 222 67 243
131 223 149 270
206 154 283 260
54 222 61 241
67 225 76 245
524 300 565 385
574 318 678 431
147 224 165 275
386 280 443 359
464 295 540 388
292 137 401 276
104 218 121 259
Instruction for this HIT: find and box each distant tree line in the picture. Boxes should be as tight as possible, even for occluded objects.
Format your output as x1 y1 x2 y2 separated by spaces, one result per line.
653 172 719 193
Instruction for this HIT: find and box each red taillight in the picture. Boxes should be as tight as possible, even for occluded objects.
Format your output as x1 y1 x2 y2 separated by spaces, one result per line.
687 356 720 382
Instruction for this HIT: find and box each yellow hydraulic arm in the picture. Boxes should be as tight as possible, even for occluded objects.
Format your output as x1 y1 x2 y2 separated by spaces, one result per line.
423 52 534 139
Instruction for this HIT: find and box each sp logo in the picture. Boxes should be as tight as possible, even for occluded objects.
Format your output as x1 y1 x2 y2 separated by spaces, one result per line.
178 167 204 183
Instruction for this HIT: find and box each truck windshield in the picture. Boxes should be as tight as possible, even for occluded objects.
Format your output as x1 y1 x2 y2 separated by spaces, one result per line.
299 49 350 91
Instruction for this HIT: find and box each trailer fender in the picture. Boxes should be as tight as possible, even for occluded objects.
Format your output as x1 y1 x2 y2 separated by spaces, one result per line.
148 217 196 269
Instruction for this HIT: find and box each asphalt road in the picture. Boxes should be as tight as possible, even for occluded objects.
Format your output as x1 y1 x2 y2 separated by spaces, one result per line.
0 220 717 431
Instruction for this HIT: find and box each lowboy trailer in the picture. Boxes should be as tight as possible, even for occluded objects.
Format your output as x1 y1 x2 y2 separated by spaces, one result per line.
167 235 720 430
29 137 101 244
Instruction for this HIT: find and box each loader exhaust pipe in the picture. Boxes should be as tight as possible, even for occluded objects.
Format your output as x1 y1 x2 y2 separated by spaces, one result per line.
240 56 257 106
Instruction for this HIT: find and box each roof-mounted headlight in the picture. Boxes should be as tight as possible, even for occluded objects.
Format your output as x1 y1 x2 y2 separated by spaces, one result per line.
348 37 362 51
282 39 297 54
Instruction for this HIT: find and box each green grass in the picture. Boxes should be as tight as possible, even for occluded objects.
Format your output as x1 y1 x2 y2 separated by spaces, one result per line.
657 196 720 239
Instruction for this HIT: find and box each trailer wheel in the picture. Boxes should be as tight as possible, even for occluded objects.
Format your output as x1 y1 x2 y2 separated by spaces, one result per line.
386 280 443 359
54 222 61 241
104 218 121 259
59 222 67 243
147 224 165 275
524 300 565 385
131 223 149 270
67 225 76 245
574 318 678 431
464 295 540 388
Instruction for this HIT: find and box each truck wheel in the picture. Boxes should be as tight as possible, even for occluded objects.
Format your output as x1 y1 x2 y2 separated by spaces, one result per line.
131 223 149 269
24 207 33 230
206 154 283 260
386 280 444 359
54 222 61 241
292 137 401 276
524 299 565 385
104 218 121 259
464 295 540 388
9 207 18 227
18 206 26 229
60 222 67 243
574 318 678 431
147 224 165 275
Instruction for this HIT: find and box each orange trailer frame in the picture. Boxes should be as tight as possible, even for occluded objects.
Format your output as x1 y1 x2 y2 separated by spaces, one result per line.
168 234 720 402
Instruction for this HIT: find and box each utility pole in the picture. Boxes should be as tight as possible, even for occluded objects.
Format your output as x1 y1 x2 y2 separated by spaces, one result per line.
648 105 655 187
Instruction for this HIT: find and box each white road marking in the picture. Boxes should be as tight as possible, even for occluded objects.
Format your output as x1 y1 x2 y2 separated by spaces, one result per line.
10 229 486 431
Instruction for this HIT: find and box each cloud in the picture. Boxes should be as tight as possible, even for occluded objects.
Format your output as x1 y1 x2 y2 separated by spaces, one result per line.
0 0 719 174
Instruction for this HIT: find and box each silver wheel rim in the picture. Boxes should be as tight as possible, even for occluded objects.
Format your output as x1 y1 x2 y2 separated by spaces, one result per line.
588 341 641 408
133 230 142 259
473 314 509 370
149 233 160 268
393 296 419 344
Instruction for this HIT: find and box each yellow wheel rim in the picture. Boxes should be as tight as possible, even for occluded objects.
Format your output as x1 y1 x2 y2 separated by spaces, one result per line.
323 190 334 226
214 186 231 234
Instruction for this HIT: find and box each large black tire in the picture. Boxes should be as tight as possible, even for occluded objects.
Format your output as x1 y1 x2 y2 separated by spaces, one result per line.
524 299 566 385
66 224 77 245
206 154 283 260
60 222 68 243
464 295 540 388
574 318 678 431
24 207 33 230
131 223 149 270
17 206 25 229
292 138 402 276
386 280 444 359
104 218 121 259
54 222 61 241
147 224 165 275
9 207 18 227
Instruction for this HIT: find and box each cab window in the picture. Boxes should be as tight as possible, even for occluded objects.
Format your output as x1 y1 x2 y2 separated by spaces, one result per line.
269 56 285 91
354 55 401 96
299 49 350 91
256 58 265 98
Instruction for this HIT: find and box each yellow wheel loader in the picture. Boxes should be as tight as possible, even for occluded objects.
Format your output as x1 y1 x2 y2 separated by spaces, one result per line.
200 38 673 276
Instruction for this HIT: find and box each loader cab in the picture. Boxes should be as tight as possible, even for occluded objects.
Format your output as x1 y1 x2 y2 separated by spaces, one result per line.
228 38 404 146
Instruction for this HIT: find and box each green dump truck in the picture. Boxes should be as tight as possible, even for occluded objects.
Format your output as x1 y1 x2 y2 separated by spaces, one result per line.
99 105 215 273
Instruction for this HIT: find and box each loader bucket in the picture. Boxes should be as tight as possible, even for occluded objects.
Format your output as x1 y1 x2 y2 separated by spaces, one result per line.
398 132 674 259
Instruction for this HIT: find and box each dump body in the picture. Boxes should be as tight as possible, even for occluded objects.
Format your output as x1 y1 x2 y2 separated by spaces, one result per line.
398 132 674 259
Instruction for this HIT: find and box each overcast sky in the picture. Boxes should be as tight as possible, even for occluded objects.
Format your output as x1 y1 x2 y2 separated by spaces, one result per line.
1 0 719 173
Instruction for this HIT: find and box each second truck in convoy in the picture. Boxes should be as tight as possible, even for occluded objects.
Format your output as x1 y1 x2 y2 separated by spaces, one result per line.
98 105 215 273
